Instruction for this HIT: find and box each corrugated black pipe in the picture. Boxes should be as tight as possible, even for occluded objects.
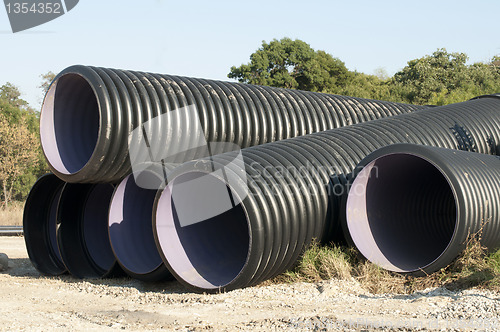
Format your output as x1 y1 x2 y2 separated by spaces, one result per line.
23 174 66 276
39 65 425 183
57 183 123 278
346 144 500 275
108 172 173 281
152 96 500 293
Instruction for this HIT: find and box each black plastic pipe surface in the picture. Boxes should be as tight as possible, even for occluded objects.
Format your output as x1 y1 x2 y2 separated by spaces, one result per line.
57 183 123 279
152 96 500 293
23 174 66 276
346 144 500 275
40 65 426 183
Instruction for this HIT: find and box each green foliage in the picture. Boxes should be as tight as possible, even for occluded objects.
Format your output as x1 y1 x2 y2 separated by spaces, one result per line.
0 84 39 131
0 82 48 206
0 82 29 109
230 41 500 106
393 48 500 105
0 112 39 207
39 71 56 95
280 241 353 282
487 249 500 274
337 72 400 102
228 38 352 92
491 55 500 68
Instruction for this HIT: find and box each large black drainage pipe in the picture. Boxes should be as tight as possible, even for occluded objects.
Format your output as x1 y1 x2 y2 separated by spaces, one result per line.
108 172 173 281
346 144 500 275
23 174 66 276
57 183 123 278
152 96 500 292
39 65 426 183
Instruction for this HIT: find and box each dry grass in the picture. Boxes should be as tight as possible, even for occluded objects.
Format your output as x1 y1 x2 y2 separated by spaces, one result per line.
275 243 353 283
354 260 407 294
272 238 500 294
413 237 500 291
0 201 24 226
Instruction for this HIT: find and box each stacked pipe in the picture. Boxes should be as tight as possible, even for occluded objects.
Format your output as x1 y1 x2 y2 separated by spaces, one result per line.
39 65 424 183
25 65 424 279
23 174 124 277
23 174 65 275
346 144 500 276
154 96 500 292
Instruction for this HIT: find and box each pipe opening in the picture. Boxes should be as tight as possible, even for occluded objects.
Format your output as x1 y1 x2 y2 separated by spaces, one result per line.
109 173 164 275
155 172 249 289
48 186 64 263
82 184 116 272
347 154 457 272
41 73 99 174
24 175 66 275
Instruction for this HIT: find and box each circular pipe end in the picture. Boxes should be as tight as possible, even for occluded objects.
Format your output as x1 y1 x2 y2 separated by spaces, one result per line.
154 171 250 291
346 152 457 273
23 174 66 276
40 72 100 176
109 173 171 281
58 183 120 279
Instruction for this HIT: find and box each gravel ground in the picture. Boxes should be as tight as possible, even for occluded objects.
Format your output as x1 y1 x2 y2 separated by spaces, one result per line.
1 236 499 331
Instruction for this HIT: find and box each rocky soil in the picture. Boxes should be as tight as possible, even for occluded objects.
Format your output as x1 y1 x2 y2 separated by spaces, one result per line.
1 236 499 331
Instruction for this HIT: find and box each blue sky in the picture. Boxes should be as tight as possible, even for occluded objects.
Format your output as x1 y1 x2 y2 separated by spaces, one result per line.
1 0 499 108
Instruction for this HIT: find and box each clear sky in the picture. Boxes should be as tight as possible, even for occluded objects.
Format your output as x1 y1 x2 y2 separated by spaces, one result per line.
1 0 499 108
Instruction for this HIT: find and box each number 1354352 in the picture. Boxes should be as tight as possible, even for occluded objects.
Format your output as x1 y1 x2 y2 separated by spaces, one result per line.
6 2 62 14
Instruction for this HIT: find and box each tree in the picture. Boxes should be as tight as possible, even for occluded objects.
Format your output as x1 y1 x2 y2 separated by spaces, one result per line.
228 38 352 92
0 82 39 132
0 113 39 208
0 80 50 205
229 42 500 104
339 72 399 102
39 71 56 95
393 49 471 104
491 55 500 68
392 49 500 105
0 82 29 109
373 67 389 81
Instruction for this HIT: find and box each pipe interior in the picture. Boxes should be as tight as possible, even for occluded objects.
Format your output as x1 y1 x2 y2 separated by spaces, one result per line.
83 184 116 271
48 186 64 263
155 172 249 289
40 73 99 174
109 173 164 275
346 153 457 272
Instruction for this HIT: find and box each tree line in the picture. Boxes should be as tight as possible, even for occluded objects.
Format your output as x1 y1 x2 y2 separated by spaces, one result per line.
1 39 499 206
229 38 500 105
0 73 54 208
